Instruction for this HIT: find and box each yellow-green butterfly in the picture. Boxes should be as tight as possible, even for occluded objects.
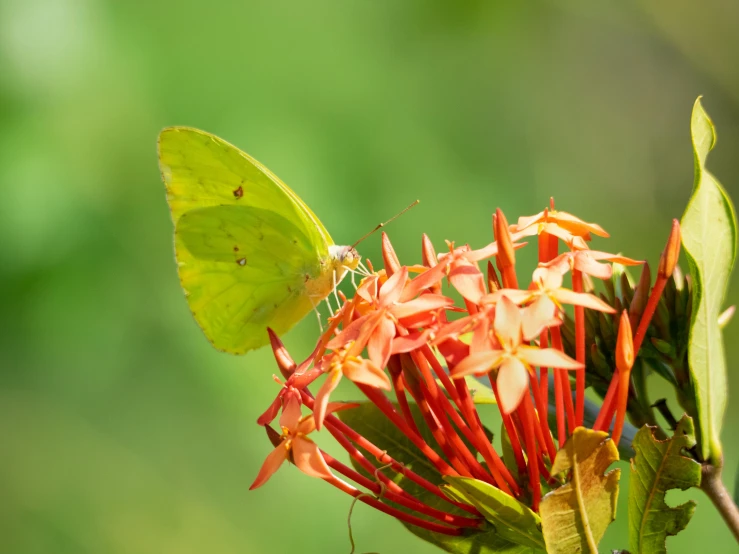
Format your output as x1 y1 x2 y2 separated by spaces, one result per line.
158 127 360 354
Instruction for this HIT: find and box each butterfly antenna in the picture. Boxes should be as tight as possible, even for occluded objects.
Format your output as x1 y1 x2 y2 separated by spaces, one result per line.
351 200 420 248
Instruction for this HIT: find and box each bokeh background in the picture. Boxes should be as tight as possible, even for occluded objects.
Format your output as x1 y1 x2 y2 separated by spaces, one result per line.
1 0 738 552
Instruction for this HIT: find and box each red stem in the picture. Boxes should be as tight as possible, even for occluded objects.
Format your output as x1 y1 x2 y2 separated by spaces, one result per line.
553 360 566 448
551 327 577 435
324 474 466 536
530 370 557 462
490 375 526 478
451 377 519 494
572 269 586 427
418 347 517 493
632 276 668 354
388 356 421 435
357 383 459 476
611 369 631 446
402 374 478 479
520 392 541 510
593 376 618 432
303 392 477 514
322 451 481 528
539 329 549 419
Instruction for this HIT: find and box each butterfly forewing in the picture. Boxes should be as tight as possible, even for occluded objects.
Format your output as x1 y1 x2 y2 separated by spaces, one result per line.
159 127 334 353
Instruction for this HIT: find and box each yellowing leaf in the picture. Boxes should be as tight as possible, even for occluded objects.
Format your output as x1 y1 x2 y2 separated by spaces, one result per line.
539 427 620 553
628 416 701 554
680 97 737 463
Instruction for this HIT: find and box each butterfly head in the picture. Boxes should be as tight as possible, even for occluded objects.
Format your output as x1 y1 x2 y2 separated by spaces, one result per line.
330 245 361 271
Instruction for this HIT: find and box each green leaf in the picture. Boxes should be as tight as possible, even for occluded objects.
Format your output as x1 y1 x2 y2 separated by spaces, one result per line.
443 477 545 550
539 427 620 553
680 97 737 463
628 416 702 554
436 376 497 405
338 403 540 553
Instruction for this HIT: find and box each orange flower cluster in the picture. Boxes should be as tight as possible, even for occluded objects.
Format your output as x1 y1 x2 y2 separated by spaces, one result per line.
251 202 680 534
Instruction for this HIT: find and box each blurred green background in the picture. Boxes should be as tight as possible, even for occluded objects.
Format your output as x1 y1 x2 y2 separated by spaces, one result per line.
1 0 738 552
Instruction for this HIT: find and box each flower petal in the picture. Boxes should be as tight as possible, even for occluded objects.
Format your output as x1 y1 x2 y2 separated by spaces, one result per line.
400 258 450 301
518 346 584 369
521 295 558 340
552 210 609 238
573 254 612 280
486 288 532 305
279 397 302 430
344 358 391 390
494 295 523 346
496 357 529 414
292 437 334 480
249 443 289 489
327 313 371 350
367 315 395 369
452 350 503 377
513 211 546 233
313 369 343 430
379 266 408 306
553 289 616 313
391 330 431 354
449 261 486 303
391 294 453 319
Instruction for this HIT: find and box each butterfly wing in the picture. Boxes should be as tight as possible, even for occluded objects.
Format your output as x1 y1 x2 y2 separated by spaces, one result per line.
159 127 333 353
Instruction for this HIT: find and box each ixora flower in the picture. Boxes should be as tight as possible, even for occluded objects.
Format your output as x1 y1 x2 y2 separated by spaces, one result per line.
250 398 333 489
451 295 583 414
250 398 357 489
244 104 739 554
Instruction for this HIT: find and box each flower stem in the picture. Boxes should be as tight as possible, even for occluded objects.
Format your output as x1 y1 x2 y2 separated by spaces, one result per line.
551 327 577 435
322 451 481 528
490 375 526 479
357 383 458 476
324 473 467 536
572 269 586 427
520 392 541 510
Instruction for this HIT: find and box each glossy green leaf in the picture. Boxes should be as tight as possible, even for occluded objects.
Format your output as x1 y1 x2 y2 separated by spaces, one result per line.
628 416 701 554
338 403 539 553
539 427 620 553
680 97 737 462
443 477 545 550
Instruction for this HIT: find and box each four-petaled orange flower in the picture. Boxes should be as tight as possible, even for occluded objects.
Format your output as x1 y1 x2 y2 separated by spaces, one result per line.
543 250 642 280
494 266 616 339
313 345 391 429
250 398 343 489
511 208 609 250
452 296 584 414
329 266 453 369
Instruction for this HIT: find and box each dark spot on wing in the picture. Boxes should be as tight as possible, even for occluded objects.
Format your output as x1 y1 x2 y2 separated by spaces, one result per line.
292 239 298 245
287 286 292 293
233 185 243 199
237 258 246 266
233 246 239 252
304 274 310 282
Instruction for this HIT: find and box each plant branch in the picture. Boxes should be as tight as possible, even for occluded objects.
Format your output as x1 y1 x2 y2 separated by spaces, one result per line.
700 462 739 543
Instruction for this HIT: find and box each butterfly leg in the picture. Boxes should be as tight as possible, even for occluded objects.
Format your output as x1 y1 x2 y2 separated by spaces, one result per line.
309 295 325 333
332 269 342 310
